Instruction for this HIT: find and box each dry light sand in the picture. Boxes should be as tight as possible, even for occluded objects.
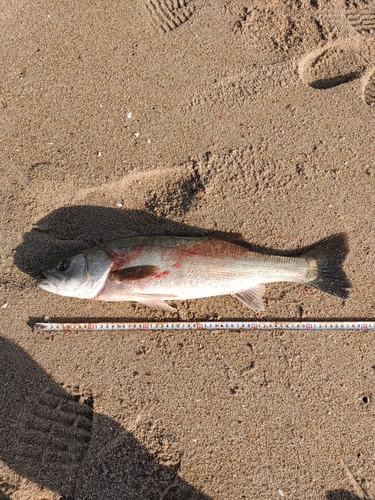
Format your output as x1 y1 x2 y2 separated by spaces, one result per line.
1 0 375 498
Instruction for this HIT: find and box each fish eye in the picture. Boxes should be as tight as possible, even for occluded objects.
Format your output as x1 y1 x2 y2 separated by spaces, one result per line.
57 261 69 272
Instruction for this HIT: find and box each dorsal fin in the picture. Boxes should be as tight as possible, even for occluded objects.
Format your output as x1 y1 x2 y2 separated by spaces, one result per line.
210 231 250 247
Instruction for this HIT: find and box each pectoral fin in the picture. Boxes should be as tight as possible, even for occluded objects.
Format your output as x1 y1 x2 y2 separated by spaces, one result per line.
112 265 160 282
232 284 265 311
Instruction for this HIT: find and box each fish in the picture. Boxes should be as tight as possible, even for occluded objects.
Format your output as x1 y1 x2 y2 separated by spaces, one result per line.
37 233 351 312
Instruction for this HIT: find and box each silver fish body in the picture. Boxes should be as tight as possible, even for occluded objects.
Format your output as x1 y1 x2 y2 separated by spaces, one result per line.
38 234 351 311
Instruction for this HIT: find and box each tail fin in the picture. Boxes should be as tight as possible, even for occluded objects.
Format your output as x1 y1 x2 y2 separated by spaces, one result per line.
303 233 351 299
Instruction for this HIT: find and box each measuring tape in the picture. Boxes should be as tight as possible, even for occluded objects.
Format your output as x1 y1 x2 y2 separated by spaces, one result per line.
34 321 375 331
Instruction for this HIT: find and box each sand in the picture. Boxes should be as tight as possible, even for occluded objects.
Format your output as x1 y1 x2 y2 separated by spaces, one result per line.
1 0 375 498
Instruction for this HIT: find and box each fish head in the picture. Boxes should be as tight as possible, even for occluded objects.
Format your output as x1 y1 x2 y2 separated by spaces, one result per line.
38 248 113 299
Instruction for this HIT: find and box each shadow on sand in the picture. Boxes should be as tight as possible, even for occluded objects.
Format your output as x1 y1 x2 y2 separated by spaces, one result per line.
14 204 313 280
326 491 363 500
0 336 211 499
14 206 232 279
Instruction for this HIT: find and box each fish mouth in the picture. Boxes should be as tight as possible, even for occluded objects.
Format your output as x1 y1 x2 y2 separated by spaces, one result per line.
37 278 58 292
37 271 63 291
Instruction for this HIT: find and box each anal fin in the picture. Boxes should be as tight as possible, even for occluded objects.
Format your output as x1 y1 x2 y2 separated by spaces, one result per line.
232 284 265 311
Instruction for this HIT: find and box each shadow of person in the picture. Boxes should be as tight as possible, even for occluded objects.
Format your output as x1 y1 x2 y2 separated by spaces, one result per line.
0 337 211 500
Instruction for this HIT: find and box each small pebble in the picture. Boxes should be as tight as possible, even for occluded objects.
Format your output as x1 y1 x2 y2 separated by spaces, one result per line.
1 302 8 309
133 132 140 138
126 112 132 119
116 203 123 208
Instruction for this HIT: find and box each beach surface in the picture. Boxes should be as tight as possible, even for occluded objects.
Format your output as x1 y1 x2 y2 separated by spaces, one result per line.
1 0 375 498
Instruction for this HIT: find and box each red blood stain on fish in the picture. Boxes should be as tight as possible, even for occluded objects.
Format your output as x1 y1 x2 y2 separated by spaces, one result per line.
103 238 248 279
154 270 170 278
107 246 145 270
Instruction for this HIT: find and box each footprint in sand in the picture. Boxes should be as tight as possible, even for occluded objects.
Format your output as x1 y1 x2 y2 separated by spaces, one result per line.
363 65 375 105
26 385 94 464
182 1 332 113
347 7 375 35
75 164 205 217
6 381 93 498
145 0 196 33
298 39 369 89
299 6 375 107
